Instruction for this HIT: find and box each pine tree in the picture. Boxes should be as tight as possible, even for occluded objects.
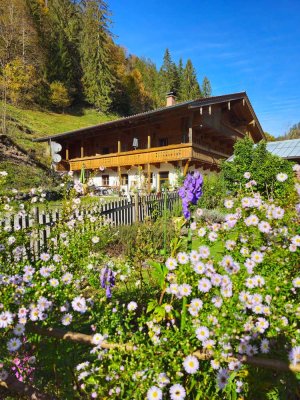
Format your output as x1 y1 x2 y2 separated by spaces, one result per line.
78 0 115 111
179 59 201 101
45 0 81 94
159 49 179 102
202 76 212 98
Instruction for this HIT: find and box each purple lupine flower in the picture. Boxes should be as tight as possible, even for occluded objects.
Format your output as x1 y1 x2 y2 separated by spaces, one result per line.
178 172 203 219
100 266 115 298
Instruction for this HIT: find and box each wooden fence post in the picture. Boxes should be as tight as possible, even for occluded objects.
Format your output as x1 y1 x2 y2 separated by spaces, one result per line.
134 192 139 223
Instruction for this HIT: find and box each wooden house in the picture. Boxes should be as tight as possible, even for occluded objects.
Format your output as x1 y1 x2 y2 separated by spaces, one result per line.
34 92 265 192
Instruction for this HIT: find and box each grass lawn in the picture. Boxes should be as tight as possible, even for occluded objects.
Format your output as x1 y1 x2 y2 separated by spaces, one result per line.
1 103 118 189
4 102 118 164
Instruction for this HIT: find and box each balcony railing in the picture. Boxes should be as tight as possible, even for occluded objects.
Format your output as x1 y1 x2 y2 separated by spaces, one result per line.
58 143 223 172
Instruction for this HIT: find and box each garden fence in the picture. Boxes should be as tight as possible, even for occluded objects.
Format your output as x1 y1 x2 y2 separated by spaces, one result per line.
1 192 180 257
2 323 300 400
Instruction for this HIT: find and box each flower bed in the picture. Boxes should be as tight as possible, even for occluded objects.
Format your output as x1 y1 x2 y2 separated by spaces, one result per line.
0 166 299 399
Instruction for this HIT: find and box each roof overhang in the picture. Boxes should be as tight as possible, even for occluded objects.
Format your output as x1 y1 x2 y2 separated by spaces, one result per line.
33 91 265 143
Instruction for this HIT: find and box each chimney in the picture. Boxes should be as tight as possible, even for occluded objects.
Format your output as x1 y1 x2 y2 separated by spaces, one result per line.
166 92 176 107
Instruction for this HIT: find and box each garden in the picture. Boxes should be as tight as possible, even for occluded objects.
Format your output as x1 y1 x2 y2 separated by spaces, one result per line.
0 139 299 400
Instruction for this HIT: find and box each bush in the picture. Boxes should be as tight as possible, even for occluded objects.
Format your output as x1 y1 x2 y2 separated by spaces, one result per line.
222 138 294 202
197 173 227 209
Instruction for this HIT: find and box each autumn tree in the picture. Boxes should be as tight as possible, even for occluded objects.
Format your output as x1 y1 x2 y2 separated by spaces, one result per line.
50 81 71 111
0 57 38 105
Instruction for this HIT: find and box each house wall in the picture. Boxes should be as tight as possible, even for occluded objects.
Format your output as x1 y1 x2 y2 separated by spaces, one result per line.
82 162 207 194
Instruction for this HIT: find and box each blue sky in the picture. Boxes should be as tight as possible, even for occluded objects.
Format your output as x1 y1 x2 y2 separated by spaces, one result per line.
109 0 300 137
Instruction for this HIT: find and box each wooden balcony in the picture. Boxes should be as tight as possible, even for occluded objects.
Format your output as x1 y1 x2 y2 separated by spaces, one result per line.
60 143 224 172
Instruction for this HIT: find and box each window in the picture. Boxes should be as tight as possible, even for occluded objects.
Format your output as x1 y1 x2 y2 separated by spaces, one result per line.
146 173 154 185
121 174 128 185
150 173 154 184
182 133 188 143
102 175 109 186
102 147 109 154
159 171 169 187
159 138 168 147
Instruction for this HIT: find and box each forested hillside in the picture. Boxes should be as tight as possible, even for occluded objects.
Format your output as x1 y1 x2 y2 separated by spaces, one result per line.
0 0 211 125
0 0 212 190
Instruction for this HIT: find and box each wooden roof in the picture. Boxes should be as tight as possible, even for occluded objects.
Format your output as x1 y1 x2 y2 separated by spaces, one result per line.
33 92 264 143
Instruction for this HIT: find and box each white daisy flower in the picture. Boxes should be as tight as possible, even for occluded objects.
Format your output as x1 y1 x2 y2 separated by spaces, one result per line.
195 326 210 342
61 313 73 326
169 383 186 400
260 338 270 353
71 296 87 314
177 252 189 264
127 301 138 311
198 278 212 293
292 277 300 288
224 199 234 209
166 257 178 270
7 337 22 352
0 311 13 328
289 346 300 366
92 333 105 346
276 173 288 182
183 355 199 374
13 323 25 336
147 386 162 400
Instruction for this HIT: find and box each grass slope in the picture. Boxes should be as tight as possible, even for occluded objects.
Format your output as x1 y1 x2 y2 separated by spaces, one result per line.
1 103 117 190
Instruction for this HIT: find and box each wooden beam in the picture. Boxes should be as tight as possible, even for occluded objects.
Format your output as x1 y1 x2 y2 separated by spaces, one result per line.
147 135 151 193
188 114 193 143
183 159 190 176
80 141 84 158
66 143 69 161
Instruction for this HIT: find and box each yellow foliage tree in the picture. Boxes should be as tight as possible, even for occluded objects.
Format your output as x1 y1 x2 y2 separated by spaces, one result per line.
0 57 38 105
50 81 71 111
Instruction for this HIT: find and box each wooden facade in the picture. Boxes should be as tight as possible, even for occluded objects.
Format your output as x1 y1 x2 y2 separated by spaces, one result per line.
34 92 264 191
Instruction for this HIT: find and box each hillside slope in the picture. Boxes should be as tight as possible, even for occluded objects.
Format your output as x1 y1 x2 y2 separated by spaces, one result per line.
1 104 117 190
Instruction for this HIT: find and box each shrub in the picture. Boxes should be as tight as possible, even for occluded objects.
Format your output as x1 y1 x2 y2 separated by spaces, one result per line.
222 138 294 202
197 172 227 209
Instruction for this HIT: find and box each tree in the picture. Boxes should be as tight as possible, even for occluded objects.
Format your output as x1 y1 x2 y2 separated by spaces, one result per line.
123 69 152 115
264 132 276 141
178 59 201 101
284 123 300 139
202 76 211 98
0 0 42 131
159 49 179 102
50 81 71 111
79 0 115 111
0 57 38 106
